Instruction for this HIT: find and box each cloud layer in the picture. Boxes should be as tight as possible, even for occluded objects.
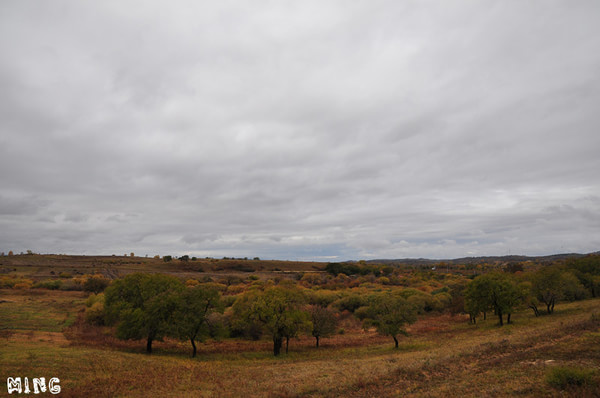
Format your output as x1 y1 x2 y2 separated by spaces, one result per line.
1 1 599 260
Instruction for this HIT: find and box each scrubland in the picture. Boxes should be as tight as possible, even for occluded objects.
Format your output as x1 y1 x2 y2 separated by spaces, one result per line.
1 287 599 397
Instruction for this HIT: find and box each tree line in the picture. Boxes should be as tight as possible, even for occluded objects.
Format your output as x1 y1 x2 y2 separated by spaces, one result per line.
100 274 419 356
465 256 599 325
85 255 599 355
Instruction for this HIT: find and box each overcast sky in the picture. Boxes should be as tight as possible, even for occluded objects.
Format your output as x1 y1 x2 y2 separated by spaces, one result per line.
1 1 599 260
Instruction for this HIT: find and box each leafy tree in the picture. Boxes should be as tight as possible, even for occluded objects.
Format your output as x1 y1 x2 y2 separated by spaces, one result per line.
233 286 309 356
518 280 541 317
104 273 184 353
565 255 600 297
530 266 586 314
364 293 417 348
465 273 520 325
309 305 338 348
174 286 223 357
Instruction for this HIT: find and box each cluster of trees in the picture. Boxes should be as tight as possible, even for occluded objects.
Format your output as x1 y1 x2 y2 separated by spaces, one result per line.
77 254 600 356
101 273 419 356
465 257 599 325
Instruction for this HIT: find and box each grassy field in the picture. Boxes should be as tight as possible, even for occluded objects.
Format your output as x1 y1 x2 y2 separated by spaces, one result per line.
0 254 325 282
1 287 599 397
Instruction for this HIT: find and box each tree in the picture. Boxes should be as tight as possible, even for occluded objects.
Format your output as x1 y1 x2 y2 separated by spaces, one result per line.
104 273 183 353
364 293 417 348
233 286 309 356
173 286 223 357
464 273 520 326
563 255 600 298
309 305 338 348
530 266 586 314
518 281 541 317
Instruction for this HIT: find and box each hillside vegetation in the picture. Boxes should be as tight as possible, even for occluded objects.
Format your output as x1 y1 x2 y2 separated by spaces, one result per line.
1 253 599 396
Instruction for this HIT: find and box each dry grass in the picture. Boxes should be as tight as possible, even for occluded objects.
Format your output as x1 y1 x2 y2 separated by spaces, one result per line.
1 289 600 397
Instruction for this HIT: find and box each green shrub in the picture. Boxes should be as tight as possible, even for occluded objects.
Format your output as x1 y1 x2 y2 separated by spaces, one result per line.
83 276 110 293
85 293 105 308
546 366 595 389
33 280 63 290
333 294 368 313
59 280 83 291
85 301 105 325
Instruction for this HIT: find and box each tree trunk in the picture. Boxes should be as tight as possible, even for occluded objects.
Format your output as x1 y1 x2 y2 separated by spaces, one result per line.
497 309 503 326
285 336 289 354
315 335 319 348
529 304 539 317
191 338 197 358
146 336 153 354
507 313 511 324
393 335 399 349
273 336 282 356
483 311 487 320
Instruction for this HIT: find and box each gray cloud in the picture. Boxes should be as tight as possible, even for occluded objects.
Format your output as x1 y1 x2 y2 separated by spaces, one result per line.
1 1 599 259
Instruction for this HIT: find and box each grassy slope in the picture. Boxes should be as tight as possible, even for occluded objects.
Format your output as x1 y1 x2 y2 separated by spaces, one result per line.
1 288 599 397
0 254 325 281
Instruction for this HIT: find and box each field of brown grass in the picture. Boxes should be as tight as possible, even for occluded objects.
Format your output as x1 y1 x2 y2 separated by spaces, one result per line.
1 286 599 397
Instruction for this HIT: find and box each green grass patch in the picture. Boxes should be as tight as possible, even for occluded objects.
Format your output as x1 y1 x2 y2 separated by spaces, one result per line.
546 366 596 389
0 291 84 332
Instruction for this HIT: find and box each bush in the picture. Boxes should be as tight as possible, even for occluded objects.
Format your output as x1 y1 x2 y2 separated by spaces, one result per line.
85 293 105 308
33 280 63 290
83 276 110 293
85 302 105 325
13 282 32 290
185 279 200 287
546 366 595 389
59 280 83 291
59 272 72 279
333 294 368 313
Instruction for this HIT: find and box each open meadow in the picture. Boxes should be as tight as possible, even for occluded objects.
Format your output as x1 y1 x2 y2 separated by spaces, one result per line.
2 283 600 396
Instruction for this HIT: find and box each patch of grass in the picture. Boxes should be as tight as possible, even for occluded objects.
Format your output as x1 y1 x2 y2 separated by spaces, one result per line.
546 366 596 389
0 289 84 332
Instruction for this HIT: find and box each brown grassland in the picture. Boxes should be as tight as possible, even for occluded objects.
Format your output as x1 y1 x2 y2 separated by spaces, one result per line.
1 254 599 397
1 287 600 397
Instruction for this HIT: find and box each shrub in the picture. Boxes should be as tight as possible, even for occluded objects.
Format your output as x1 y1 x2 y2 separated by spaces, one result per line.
83 276 110 293
185 279 200 287
59 272 72 279
33 280 63 290
546 366 595 389
13 282 32 290
85 293 105 308
59 280 83 291
333 294 368 313
85 302 105 325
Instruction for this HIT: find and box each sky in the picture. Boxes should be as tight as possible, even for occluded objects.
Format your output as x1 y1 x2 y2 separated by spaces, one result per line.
1 1 599 261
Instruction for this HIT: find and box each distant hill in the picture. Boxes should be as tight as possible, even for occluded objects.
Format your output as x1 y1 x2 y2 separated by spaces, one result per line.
366 252 600 266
